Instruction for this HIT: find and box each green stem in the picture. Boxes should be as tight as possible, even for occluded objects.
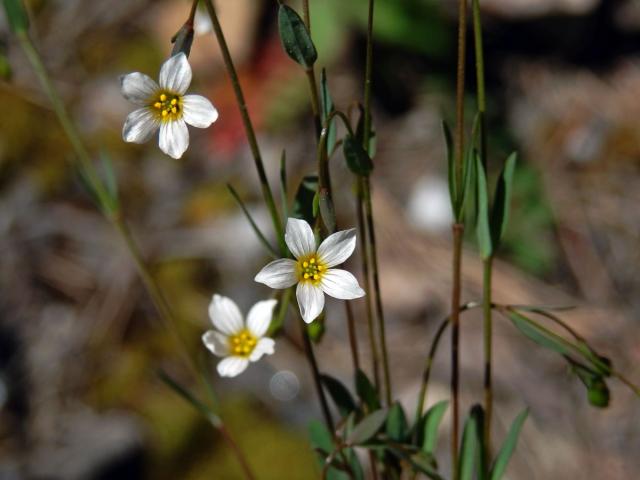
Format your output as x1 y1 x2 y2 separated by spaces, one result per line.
450 223 464 480
203 0 286 255
16 28 256 480
301 0 322 137
454 0 467 190
356 178 381 391
472 0 487 168
482 258 493 463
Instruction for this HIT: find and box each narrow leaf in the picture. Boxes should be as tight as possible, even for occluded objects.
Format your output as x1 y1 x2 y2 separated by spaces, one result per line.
320 69 337 155
348 409 387 445
409 452 445 480
489 409 528 480
280 149 289 221
321 374 357 417
386 402 408 442
443 120 457 212
420 400 449 455
507 310 575 357
292 175 318 225
343 134 373 176
475 152 493 259
227 184 278 258
355 369 380 411
490 152 517 250
2 0 29 33
277 4 317 68
308 420 350 480
459 407 480 480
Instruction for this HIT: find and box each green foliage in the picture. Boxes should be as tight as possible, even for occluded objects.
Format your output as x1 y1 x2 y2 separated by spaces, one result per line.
347 409 388 445
277 4 317 68
459 406 481 480
343 134 373 176
293 175 319 225
2 0 29 33
386 402 409 442
355 369 380 411
418 400 449 456
489 409 529 480
320 374 357 417
490 152 517 250
475 153 493 258
320 69 337 155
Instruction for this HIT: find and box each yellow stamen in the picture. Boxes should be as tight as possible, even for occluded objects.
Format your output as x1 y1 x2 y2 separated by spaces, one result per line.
160 93 167 101
227 329 258 358
154 102 162 109
298 255 326 285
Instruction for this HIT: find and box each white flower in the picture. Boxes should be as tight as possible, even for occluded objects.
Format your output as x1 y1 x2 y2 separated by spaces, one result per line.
202 295 277 377
120 53 218 159
254 218 365 324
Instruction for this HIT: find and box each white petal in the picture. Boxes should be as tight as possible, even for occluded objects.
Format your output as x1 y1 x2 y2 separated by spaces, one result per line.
182 95 218 128
217 356 249 377
202 330 229 357
120 72 158 105
285 218 316 259
159 119 189 159
122 107 159 144
247 299 277 338
249 337 275 362
296 282 325 323
254 259 298 289
208 294 244 335
317 228 357 267
320 269 366 300
159 53 192 94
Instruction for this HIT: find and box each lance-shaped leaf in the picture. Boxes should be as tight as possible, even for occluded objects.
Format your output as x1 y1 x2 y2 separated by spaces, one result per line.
489 408 529 480
419 400 449 455
2 0 29 33
319 188 337 233
343 134 373 176
443 121 457 213
293 175 319 225
227 184 278 258
459 406 481 480
277 4 317 68
386 402 409 442
355 369 380 411
347 409 387 445
490 152 517 250
321 69 337 155
507 310 576 357
475 152 493 259
321 374 357 417
308 420 350 480
409 452 445 480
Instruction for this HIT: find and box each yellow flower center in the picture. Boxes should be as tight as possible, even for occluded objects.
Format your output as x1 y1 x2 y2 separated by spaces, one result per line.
297 255 326 286
228 329 257 358
152 92 182 121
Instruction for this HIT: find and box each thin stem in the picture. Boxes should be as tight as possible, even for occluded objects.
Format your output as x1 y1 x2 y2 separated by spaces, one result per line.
472 0 487 168
16 29 256 480
345 302 360 371
613 371 640 398
301 0 322 137
356 178 380 390
450 223 464 480
218 424 257 480
482 258 493 461
362 176 392 406
363 0 374 147
187 0 199 26
454 0 467 190
203 0 286 255
299 313 335 433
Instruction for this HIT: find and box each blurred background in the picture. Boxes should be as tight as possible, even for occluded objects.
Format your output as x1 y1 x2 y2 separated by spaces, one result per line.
1 0 640 478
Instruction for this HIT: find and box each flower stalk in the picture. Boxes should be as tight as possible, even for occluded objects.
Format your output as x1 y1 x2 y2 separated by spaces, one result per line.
301 0 322 137
202 0 286 255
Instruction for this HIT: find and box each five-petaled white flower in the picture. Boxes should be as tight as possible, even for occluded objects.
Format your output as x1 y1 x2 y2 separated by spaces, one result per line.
202 295 277 377
120 53 218 159
254 218 365 323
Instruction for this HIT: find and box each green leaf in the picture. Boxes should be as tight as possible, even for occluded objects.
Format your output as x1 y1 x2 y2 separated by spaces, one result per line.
320 69 337 155
386 402 408 442
408 452 445 480
489 408 529 480
293 175 319 225
490 152 517 250
343 134 373 176
277 4 317 68
2 0 29 33
318 188 336 233
460 135 477 222
321 374 357 417
475 152 493 259
348 409 387 445
157 370 221 427
459 406 481 480
227 184 278 258
419 400 449 455
507 310 575 357
355 369 380 411
308 421 350 480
